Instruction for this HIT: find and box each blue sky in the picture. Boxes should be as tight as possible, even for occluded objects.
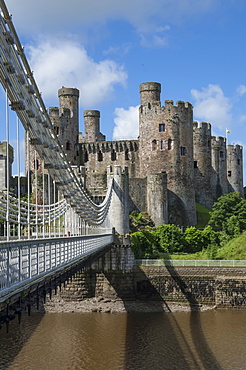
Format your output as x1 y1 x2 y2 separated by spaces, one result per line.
1 0 246 183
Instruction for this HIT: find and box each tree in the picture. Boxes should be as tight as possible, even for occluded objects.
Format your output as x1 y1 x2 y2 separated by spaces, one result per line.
208 192 246 236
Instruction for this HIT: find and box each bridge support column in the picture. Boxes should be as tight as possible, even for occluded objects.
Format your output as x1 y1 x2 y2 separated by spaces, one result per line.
107 166 129 236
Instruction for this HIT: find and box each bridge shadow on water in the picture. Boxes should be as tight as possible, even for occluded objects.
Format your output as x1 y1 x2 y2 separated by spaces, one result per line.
0 310 45 369
103 261 222 370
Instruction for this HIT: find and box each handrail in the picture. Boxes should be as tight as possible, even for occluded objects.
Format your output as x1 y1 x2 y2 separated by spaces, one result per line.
0 233 114 301
136 259 246 267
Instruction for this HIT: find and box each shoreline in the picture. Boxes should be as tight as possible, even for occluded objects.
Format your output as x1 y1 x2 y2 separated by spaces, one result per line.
42 296 215 314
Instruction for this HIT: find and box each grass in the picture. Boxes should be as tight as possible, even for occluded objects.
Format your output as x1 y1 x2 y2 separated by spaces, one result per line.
216 231 246 260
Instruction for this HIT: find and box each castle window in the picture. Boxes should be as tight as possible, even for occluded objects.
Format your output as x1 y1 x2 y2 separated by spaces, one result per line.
238 159 240 165
98 150 103 162
54 126 60 135
84 151 88 163
125 150 129 160
159 124 165 132
228 171 232 177
220 151 224 158
180 146 186 156
152 139 157 151
111 149 116 161
160 140 164 150
194 161 198 168
148 103 151 109
208 140 211 147
34 159 39 170
168 139 172 150
66 141 71 150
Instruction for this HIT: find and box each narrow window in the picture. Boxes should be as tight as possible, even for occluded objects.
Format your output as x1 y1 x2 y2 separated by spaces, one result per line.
152 139 157 151
180 146 186 156
194 161 198 168
54 126 60 135
168 138 172 150
208 140 211 147
111 149 116 161
125 150 129 160
148 103 151 109
220 151 223 158
98 150 103 162
160 140 164 150
84 151 88 163
237 159 240 165
228 171 232 177
159 124 165 132
66 141 71 150
34 159 39 170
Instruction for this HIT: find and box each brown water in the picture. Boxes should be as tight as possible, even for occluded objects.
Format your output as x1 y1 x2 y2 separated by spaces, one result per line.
0 310 246 370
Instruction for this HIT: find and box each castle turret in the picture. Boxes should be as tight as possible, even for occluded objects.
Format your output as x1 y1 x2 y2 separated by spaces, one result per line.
193 122 213 208
139 82 196 226
227 144 244 196
139 82 161 107
211 136 228 200
83 110 106 142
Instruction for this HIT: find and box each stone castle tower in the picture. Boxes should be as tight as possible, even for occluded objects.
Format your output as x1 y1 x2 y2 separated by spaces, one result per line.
25 87 80 177
23 82 244 227
139 82 196 225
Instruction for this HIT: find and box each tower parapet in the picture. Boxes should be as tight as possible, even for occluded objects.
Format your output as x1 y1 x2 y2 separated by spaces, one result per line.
83 110 106 142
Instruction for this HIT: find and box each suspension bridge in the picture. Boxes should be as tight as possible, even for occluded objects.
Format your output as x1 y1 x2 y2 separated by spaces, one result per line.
0 0 129 325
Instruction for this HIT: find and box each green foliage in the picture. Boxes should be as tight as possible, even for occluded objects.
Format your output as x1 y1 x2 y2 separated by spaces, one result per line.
131 230 161 259
129 211 154 233
208 192 246 236
156 224 185 253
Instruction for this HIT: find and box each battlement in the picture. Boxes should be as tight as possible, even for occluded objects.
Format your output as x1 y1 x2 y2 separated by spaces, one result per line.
58 87 79 98
49 107 59 116
84 110 100 118
81 139 138 153
211 136 226 146
193 121 211 131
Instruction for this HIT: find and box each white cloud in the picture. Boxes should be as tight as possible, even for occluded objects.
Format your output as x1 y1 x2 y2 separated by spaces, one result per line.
191 84 232 131
236 85 246 96
112 106 139 140
7 0 219 43
27 39 127 106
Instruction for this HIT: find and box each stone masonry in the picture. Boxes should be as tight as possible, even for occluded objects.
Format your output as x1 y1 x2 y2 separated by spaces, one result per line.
23 82 244 227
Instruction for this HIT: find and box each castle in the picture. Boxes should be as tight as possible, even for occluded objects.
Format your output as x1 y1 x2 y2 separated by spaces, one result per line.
8 82 244 227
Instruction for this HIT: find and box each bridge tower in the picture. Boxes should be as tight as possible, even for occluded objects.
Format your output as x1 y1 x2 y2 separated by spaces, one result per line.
107 165 129 235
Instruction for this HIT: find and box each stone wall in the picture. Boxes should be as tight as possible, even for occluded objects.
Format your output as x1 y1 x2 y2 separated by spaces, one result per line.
56 246 246 309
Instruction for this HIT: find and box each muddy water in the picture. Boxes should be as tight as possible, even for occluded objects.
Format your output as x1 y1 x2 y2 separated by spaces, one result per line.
0 310 246 369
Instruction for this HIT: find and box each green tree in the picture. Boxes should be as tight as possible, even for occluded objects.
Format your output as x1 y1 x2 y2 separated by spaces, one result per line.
131 230 160 259
208 192 246 236
156 224 185 253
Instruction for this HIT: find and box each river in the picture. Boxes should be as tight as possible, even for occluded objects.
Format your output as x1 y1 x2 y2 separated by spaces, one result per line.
0 310 246 369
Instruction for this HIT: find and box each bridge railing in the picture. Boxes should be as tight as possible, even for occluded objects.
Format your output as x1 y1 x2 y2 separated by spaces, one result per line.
0 233 114 300
136 259 246 267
